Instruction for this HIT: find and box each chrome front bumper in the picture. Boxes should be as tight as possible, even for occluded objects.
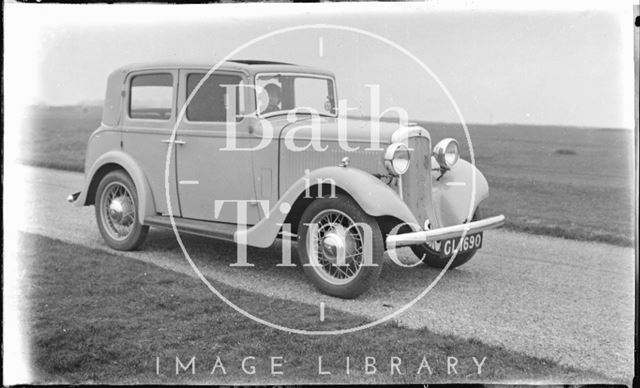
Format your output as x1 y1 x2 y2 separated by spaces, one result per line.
386 215 505 248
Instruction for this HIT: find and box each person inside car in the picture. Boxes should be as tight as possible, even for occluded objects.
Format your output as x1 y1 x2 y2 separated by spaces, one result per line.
261 83 282 114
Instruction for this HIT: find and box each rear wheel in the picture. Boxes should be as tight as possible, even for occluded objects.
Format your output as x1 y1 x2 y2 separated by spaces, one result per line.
297 194 384 299
95 170 149 251
411 209 481 269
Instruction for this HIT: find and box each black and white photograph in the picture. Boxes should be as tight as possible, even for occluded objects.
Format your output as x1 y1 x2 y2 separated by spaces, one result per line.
3 0 637 385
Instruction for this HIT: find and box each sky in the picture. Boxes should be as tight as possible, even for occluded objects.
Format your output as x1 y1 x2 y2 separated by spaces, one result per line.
4 1 636 129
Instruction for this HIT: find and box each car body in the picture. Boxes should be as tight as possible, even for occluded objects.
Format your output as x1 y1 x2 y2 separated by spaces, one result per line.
68 60 504 298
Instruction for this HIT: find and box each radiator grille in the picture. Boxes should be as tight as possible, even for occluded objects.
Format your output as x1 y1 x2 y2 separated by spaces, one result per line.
402 136 438 228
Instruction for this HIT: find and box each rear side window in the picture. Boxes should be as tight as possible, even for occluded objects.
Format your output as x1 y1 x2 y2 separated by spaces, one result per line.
129 73 173 120
186 73 243 122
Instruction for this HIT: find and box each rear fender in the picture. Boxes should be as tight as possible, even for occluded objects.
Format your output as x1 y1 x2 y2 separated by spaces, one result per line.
74 150 156 224
238 166 417 247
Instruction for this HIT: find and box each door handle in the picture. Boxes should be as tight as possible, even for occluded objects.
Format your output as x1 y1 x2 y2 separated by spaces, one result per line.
160 139 186 145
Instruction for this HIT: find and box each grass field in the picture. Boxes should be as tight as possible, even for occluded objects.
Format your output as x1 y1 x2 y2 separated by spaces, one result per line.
18 106 102 171
420 120 635 246
17 105 635 245
22 232 606 384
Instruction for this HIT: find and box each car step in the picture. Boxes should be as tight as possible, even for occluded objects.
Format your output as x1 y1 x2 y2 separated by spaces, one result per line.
144 215 239 242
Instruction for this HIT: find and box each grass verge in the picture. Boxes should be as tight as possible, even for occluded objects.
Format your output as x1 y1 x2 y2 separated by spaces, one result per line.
20 232 608 384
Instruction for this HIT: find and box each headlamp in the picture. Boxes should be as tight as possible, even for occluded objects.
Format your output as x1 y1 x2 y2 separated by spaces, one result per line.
433 138 459 170
384 143 411 176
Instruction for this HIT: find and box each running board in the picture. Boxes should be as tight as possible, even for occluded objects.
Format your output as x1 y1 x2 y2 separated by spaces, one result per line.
144 216 238 242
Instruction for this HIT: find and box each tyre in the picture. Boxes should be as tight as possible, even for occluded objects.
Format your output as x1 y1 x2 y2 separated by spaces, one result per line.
411 209 481 269
95 170 149 251
297 194 384 299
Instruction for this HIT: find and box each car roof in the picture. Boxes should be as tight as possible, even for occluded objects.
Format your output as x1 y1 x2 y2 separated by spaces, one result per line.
114 60 335 78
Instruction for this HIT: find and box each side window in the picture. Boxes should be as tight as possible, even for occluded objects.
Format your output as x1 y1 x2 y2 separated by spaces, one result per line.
186 73 243 122
129 73 173 120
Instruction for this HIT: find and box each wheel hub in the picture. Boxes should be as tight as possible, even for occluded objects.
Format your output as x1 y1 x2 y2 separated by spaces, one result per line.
109 196 133 225
321 225 357 266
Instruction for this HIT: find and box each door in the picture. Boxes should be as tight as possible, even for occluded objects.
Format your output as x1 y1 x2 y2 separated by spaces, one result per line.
121 70 181 217
175 69 263 225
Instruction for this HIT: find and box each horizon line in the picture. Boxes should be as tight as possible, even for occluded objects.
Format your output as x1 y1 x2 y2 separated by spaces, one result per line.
26 103 634 132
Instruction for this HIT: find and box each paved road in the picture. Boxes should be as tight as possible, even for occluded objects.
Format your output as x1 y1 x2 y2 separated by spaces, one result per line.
9 165 635 381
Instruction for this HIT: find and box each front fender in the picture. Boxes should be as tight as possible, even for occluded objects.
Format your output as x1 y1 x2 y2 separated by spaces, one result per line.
238 166 417 248
431 159 490 226
73 150 156 224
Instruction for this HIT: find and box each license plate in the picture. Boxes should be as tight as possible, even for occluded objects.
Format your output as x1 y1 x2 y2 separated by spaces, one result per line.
425 232 483 256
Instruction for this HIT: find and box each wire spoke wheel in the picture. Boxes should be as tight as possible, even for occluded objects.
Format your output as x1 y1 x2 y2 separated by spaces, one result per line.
298 194 384 299
99 181 136 241
94 170 149 251
307 209 366 285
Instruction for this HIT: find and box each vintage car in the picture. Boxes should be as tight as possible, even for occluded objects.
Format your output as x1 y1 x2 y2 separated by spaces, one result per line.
68 60 504 299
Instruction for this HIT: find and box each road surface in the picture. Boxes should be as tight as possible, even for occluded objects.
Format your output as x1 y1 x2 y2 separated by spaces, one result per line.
8 164 635 381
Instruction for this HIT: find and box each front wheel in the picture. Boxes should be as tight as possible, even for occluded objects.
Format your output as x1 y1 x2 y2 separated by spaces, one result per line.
297 194 384 299
95 170 149 251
